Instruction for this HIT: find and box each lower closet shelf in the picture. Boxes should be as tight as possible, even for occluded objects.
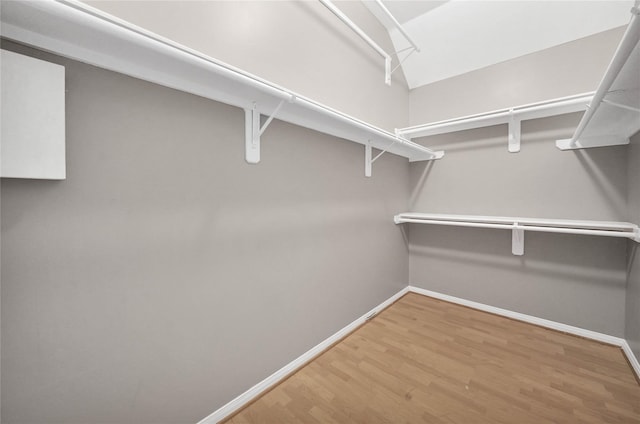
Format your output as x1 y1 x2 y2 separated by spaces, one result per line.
394 212 640 256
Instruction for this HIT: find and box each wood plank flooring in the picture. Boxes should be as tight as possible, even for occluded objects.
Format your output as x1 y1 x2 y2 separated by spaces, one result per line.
223 293 640 423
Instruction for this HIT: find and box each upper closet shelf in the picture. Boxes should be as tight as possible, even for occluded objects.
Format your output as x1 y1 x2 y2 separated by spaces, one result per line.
396 93 594 153
557 5 640 150
394 212 640 256
0 0 443 176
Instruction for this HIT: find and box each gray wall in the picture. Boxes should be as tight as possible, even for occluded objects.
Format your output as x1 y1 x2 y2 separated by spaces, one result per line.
626 131 640 362
84 0 410 131
0 41 409 424
408 117 628 336
409 27 625 123
406 29 630 337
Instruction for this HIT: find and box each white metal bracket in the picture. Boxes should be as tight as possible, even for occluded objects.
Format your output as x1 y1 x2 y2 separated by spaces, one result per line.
245 103 260 164
390 46 418 80
602 98 640 113
384 57 391 86
365 139 400 177
365 142 372 177
244 100 286 164
512 223 524 255
508 109 521 153
555 135 630 150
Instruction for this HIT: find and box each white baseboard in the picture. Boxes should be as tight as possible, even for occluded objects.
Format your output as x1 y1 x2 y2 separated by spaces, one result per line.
621 340 640 380
407 286 625 345
407 286 640 380
197 286 410 424
198 285 640 423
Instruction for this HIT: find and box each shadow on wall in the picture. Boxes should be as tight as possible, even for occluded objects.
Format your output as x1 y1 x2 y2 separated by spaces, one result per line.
407 113 628 219
404 113 629 336
409 225 627 288
573 148 628 221
409 160 434 211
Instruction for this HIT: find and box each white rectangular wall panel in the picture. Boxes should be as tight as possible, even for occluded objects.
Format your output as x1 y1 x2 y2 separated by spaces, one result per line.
1 49 65 179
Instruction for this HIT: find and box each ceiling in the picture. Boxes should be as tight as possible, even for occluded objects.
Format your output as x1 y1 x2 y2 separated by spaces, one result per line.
364 0 634 90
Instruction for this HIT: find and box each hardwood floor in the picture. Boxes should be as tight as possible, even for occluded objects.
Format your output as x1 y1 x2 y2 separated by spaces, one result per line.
223 293 640 423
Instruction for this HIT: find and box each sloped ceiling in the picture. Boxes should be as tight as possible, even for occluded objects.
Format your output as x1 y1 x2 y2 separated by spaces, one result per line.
364 0 634 90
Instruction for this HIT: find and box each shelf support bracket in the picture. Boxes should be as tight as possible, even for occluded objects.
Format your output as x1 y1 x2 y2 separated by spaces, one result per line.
508 109 521 153
601 98 640 113
556 135 630 150
390 47 417 77
245 103 260 164
245 100 286 164
512 223 524 255
259 100 286 136
365 139 399 177
365 142 372 177
385 57 391 86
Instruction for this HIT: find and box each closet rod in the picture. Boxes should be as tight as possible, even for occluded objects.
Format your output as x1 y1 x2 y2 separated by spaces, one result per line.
394 213 640 256
6 0 441 162
396 212 640 238
318 0 392 85
396 218 639 240
565 3 640 147
292 95 441 159
373 0 420 52
397 93 594 139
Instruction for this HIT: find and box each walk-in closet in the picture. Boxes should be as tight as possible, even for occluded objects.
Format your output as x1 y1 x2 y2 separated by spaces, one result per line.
1 1 639 423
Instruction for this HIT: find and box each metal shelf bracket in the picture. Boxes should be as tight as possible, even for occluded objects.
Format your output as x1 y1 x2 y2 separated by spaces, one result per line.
245 103 260 164
245 99 286 164
365 138 400 177
508 109 521 153
365 142 372 177
512 223 524 255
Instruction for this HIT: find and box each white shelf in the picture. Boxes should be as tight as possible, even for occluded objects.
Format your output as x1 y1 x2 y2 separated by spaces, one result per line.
397 93 593 153
394 212 640 255
557 6 640 150
0 0 443 174
395 7 640 154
